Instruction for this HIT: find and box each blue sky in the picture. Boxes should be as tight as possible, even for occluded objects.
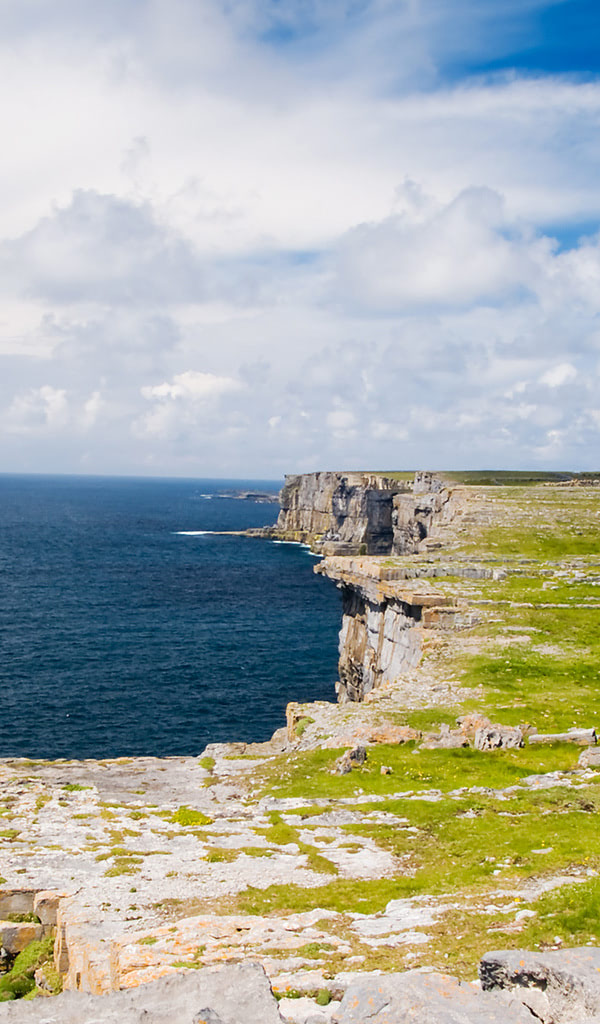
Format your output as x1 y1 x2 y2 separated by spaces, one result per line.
1 0 599 475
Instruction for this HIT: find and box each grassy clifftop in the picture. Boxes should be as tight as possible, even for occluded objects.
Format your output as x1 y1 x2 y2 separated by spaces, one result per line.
2 477 600 997
214 479 600 977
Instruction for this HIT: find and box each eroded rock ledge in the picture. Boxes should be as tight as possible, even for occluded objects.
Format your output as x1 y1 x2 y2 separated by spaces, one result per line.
315 557 478 702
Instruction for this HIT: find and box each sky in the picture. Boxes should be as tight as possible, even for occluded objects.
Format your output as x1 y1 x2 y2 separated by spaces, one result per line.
1 0 600 477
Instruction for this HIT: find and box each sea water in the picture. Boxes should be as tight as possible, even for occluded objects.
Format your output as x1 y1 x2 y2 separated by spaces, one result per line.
0 475 341 758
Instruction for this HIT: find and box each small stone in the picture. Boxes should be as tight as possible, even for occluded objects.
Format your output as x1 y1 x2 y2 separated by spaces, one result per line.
193 1011 226 1024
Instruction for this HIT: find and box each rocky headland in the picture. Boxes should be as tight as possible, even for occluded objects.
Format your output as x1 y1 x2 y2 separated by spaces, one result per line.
2 470 600 1022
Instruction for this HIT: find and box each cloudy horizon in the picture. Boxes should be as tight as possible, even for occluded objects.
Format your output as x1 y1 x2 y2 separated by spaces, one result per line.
2 0 600 478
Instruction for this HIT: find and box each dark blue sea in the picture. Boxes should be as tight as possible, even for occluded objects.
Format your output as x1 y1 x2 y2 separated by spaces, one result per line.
0 475 341 759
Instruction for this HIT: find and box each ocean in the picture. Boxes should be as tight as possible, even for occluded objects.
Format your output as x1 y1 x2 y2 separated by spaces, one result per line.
0 475 341 759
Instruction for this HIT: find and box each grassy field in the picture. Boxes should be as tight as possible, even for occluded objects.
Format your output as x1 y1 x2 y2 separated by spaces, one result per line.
213 480 600 978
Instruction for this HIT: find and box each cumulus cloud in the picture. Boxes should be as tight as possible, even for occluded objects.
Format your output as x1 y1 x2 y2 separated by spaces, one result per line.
333 186 540 311
540 363 578 388
136 370 246 442
141 370 244 402
4 385 69 435
1 191 203 306
0 1 599 474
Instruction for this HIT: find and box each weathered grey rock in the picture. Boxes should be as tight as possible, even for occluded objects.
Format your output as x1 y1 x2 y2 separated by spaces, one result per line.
274 472 407 554
267 471 462 557
0 922 44 955
334 746 367 774
0 894 36 920
336 971 537 1023
193 1011 226 1024
421 724 469 750
475 725 523 750
335 589 423 701
0 962 283 1023
529 728 596 746
480 947 600 1023
579 746 600 767
392 476 460 555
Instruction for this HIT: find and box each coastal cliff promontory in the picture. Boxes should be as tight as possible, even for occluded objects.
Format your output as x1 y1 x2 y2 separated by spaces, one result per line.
259 469 462 555
266 469 476 702
2 473 600 1022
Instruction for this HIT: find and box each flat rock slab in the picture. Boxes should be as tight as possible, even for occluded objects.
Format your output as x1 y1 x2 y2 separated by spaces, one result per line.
336 970 537 1023
0 962 283 1024
480 947 600 1023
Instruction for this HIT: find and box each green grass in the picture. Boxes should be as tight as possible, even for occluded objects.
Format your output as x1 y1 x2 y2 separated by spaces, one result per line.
169 807 212 827
229 777 600 920
0 937 55 1001
255 743 582 803
257 812 338 875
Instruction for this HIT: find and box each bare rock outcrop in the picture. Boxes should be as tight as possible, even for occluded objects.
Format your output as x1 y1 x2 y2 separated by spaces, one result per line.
316 558 474 702
480 947 600 1023
335 970 537 1023
273 471 408 554
260 470 463 556
0 963 283 1023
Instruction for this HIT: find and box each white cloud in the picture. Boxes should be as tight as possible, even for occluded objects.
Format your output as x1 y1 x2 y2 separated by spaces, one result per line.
0 2 600 474
4 385 68 434
141 370 243 401
540 363 577 388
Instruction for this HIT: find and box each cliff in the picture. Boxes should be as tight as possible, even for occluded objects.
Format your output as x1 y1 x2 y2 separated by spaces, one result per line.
2 476 600 1017
259 469 461 555
315 556 480 702
247 469 475 701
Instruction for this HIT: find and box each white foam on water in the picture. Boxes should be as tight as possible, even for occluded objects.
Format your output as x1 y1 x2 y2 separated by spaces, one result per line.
174 530 214 536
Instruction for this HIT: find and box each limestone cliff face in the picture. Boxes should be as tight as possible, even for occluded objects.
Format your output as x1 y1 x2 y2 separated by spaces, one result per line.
260 469 472 702
392 472 462 554
316 558 475 702
272 470 459 556
275 471 408 554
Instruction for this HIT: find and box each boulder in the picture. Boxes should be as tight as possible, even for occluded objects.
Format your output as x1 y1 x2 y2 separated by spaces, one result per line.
336 971 537 1022
480 947 600 1023
0 962 283 1023
421 724 469 750
579 747 600 767
529 728 596 747
33 890 63 929
334 746 367 774
0 922 44 955
475 725 523 750
457 714 492 739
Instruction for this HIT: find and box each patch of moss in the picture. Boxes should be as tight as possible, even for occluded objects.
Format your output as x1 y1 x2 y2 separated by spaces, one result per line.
104 856 143 876
168 807 212 827
295 717 315 738
0 937 55 1001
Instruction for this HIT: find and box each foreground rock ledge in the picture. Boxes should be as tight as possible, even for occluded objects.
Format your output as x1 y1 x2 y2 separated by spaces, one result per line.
4 951 600 1023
